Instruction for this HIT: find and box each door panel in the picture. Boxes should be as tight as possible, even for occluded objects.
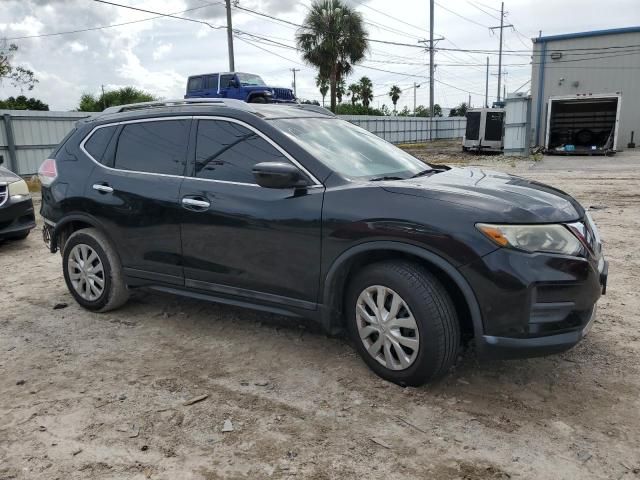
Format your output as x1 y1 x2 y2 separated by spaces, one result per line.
83 118 191 284
180 181 323 303
179 118 324 304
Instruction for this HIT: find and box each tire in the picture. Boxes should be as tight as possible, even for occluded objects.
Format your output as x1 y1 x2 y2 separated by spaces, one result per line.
346 261 460 386
62 228 129 312
249 96 267 104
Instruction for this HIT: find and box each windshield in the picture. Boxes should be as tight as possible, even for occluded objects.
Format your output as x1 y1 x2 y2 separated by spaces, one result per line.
237 73 266 86
270 118 430 179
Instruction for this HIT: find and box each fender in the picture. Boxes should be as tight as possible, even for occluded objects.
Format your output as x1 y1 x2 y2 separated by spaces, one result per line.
320 240 484 340
50 212 114 254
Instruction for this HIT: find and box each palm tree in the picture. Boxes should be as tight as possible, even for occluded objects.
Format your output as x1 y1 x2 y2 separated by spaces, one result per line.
316 75 329 107
336 78 346 104
388 85 401 113
358 76 373 108
296 0 368 113
347 83 360 106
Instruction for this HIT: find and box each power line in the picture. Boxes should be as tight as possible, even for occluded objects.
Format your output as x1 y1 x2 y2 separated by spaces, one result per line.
91 0 222 29
434 2 490 29
3 2 224 40
466 1 502 21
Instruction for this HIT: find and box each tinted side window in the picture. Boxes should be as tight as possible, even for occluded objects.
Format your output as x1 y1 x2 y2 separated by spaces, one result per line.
188 76 203 91
84 125 117 164
195 120 290 183
205 74 219 90
220 74 235 88
115 120 190 176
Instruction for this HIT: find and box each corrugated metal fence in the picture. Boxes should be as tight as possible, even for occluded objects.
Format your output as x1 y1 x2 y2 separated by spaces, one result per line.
338 115 466 144
1 110 90 175
1 110 466 175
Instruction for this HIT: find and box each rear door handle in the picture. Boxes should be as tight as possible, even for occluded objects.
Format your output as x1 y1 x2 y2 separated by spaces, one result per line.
181 197 210 210
92 184 113 194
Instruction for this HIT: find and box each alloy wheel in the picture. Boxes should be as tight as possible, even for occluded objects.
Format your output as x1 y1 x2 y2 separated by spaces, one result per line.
67 244 105 301
355 285 420 370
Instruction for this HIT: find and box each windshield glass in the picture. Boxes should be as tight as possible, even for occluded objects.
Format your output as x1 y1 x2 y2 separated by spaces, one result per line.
237 73 266 86
270 118 430 179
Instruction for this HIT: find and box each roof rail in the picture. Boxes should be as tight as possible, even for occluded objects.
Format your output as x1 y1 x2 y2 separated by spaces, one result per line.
293 104 336 117
98 98 256 116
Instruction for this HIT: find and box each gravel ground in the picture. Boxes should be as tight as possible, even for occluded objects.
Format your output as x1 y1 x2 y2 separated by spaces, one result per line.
1 146 639 479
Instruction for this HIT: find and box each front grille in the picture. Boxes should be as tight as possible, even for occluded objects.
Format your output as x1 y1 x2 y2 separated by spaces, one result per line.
272 88 295 101
0 185 7 207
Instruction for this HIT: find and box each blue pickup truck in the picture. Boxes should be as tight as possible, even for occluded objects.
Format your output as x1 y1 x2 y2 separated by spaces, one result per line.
185 72 296 103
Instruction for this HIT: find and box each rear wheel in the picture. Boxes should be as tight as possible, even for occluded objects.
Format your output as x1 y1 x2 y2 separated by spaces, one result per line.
62 228 129 312
249 96 267 104
346 261 460 386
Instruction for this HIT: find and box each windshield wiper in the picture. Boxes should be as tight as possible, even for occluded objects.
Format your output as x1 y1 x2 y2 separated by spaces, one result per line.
410 168 434 179
369 176 405 182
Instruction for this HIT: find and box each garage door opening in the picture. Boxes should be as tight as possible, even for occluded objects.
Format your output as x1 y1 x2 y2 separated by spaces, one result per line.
546 95 620 155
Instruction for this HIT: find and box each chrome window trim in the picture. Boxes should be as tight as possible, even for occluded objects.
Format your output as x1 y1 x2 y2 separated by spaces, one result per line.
79 115 323 188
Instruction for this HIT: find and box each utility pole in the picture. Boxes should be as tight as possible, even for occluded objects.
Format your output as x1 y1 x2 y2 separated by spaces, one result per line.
101 84 106 110
290 68 300 97
468 93 471 108
225 0 235 71
413 82 421 115
429 0 435 137
485 57 489 107
490 2 512 102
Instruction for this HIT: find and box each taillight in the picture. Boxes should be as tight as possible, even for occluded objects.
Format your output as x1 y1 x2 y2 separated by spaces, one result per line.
38 158 58 187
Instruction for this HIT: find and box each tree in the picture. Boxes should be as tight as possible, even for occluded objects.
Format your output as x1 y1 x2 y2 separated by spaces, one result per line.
316 75 329 107
78 86 157 112
0 96 48 110
397 106 411 117
414 104 443 117
431 104 443 117
449 102 469 117
296 0 368 113
336 77 346 104
388 85 401 112
0 41 37 91
347 83 360 106
358 76 373 108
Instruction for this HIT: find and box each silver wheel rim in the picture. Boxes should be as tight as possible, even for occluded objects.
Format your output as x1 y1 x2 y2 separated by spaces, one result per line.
355 285 420 371
67 244 105 301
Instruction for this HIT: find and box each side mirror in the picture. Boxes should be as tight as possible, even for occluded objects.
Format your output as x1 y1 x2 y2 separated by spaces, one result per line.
252 162 310 189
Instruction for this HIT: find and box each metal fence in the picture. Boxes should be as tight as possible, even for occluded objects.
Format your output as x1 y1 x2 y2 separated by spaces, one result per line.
338 115 466 144
1 110 91 175
1 110 467 175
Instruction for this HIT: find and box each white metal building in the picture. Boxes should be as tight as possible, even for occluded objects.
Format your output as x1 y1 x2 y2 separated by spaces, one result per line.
530 26 640 152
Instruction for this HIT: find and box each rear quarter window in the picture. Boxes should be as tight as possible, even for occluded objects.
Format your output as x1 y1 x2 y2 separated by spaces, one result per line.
188 76 203 91
83 126 117 164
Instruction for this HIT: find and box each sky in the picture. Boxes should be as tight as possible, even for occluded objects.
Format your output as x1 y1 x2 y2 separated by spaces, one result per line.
1 0 639 112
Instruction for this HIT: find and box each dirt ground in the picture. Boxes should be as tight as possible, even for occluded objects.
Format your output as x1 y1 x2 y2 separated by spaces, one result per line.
1 143 640 479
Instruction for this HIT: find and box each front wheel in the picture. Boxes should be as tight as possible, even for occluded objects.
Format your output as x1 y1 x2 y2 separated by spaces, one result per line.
346 261 460 386
62 228 129 312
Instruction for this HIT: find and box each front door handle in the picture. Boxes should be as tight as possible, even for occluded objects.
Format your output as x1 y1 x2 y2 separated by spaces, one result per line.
93 184 113 194
181 197 210 211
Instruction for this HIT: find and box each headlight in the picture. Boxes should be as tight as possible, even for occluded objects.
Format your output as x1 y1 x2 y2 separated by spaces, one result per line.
476 223 582 256
8 179 31 200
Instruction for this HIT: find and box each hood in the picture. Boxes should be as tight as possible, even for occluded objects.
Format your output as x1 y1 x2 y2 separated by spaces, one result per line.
0 166 20 185
242 85 273 93
382 167 583 223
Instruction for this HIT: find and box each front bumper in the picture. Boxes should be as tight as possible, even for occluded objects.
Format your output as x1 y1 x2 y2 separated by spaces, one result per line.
0 196 36 238
460 247 607 359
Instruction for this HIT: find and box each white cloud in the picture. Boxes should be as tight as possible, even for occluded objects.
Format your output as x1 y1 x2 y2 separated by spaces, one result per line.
152 42 173 60
68 41 88 53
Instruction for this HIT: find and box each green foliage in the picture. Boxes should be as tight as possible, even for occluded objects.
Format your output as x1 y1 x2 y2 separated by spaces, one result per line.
296 0 368 112
347 83 360 106
78 87 157 112
358 76 373 108
388 85 401 110
0 41 37 90
335 103 385 116
449 102 468 117
316 75 329 107
0 95 49 110
300 99 321 105
336 77 346 104
397 104 443 117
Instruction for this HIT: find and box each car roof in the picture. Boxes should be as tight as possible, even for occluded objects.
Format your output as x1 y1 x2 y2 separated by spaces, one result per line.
79 99 335 125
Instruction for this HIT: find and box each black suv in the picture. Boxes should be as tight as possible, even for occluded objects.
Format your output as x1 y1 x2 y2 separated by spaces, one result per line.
39 99 607 386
